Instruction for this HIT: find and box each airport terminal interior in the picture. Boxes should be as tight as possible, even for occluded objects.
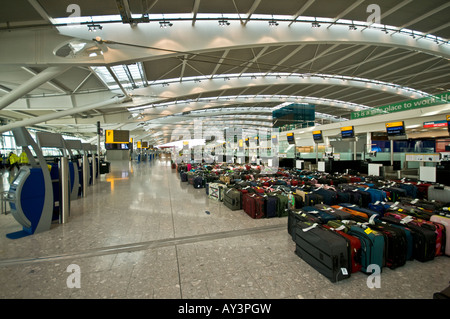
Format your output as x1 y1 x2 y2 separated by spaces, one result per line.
0 0 450 300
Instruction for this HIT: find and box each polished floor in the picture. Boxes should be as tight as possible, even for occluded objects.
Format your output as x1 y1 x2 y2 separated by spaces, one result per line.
0 155 449 299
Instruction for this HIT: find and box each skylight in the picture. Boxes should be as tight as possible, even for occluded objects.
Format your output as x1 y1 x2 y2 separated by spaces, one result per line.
92 63 147 90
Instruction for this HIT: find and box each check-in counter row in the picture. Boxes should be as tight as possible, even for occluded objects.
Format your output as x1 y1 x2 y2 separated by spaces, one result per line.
3 127 107 240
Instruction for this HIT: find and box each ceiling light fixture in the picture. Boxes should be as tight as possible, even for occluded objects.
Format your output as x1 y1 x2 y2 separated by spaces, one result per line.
269 15 279 27
312 18 321 28
218 19 230 26
87 24 102 32
159 20 173 28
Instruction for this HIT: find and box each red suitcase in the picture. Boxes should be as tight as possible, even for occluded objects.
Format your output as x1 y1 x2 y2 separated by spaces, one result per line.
253 194 266 219
323 225 362 273
243 193 257 219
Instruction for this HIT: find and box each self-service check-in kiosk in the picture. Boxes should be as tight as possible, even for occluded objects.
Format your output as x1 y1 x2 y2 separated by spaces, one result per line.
81 143 94 185
63 139 82 200
5 127 54 239
35 132 71 223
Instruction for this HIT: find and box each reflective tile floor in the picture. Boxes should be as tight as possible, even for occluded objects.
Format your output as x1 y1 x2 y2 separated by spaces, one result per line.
0 155 449 299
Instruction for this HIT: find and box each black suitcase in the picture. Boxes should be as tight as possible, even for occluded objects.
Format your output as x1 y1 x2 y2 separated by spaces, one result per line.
294 221 352 283
304 193 324 206
180 172 188 182
368 222 408 269
193 176 205 189
99 161 110 174
381 216 436 262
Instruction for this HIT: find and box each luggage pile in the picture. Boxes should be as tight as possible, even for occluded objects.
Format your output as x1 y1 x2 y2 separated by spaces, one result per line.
288 184 450 283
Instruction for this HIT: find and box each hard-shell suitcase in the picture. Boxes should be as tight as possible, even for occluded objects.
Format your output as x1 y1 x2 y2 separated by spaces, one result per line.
430 215 450 256
294 221 352 283
428 185 450 204
385 211 445 257
324 225 362 274
223 188 242 211
346 224 385 273
180 172 188 182
381 214 436 262
367 222 408 269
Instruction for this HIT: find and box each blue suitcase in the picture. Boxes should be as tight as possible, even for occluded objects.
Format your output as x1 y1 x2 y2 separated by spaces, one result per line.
347 224 385 273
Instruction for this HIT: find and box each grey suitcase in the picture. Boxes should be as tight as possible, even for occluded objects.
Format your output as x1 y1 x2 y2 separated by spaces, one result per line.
428 185 450 203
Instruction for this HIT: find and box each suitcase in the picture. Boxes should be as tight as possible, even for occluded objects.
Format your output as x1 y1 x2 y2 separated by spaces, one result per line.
304 193 324 206
265 195 278 218
428 185 450 204
208 183 226 201
223 188 242 211
243 193 258 219
294 221 352 283
430 215 450 256
314 204 352 220
346 224 385 273
367 222 408 269
193 176 205 189
385 211 445 257
312 188 338 205
323 225 362 274
180 172 188 182
267 192 289 217
332 205 369 220
288 209 319 240
339 203 380 218
253 194 266 219
434 283 450 299
301 206 337 224
381 214 436 262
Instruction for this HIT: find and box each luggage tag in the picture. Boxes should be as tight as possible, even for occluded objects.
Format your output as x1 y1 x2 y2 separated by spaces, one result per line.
369 214 378 225
400 216 414 224
341 268 348 276
302 223 319 232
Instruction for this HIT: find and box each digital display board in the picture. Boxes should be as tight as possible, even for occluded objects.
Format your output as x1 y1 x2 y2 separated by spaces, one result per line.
286 133 295 145
312 130 323 143
105 130 130 144
386 121 406 137
340 126 355 139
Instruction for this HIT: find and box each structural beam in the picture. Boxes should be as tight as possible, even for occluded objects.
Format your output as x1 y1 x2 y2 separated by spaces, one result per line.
0 66 71 111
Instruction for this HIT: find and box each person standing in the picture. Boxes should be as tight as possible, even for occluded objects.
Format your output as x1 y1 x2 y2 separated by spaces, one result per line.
19 149 29 165
8 152 20 171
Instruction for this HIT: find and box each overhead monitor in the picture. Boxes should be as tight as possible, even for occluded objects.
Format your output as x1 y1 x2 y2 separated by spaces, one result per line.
271 135 278 145
340 126 355 139
312 130 324 143
286 133 295 145
386 121 405 136
386 121 406 140
105 130 130 144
